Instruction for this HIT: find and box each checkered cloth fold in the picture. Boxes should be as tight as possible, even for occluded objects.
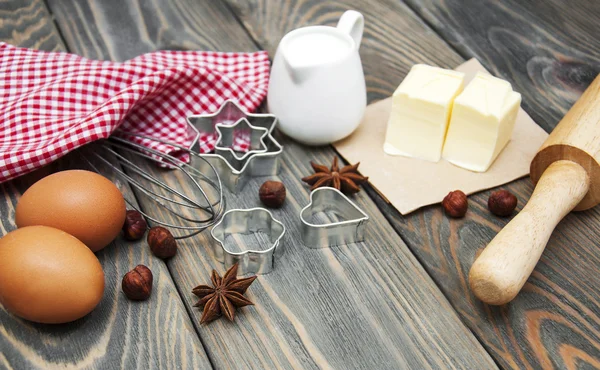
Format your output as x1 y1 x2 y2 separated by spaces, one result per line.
0 42 270 183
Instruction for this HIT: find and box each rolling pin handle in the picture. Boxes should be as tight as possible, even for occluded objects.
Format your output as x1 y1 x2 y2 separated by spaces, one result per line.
469 160 590 305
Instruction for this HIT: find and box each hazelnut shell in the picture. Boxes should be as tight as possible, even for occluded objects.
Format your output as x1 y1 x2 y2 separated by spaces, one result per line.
488 190 518 217
122 265 153 301
147 226 177 259
259 181 286 208
442 190 468 218
122 210 147 240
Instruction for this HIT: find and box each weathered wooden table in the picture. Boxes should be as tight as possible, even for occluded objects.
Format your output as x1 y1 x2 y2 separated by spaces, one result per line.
1 0 599 369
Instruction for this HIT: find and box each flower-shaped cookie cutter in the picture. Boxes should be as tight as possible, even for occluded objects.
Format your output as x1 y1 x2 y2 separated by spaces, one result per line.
214 118 269 165
300 187 369 248
210 208 286 275
187 100 283 194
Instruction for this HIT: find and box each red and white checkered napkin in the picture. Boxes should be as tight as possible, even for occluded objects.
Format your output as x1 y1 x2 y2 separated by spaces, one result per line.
0 42 270 183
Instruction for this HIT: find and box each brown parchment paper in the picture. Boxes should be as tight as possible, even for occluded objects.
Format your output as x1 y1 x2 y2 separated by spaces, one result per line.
333 58 549 215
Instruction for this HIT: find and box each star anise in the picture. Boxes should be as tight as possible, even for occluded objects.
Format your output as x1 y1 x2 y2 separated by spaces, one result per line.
192 263 256 324
301 157 368 195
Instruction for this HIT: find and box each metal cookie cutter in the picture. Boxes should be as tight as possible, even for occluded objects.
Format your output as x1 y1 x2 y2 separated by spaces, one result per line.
214 118 269 166
300 188 369 248
188 99 278 134
211 208 286 275
187 100 283 193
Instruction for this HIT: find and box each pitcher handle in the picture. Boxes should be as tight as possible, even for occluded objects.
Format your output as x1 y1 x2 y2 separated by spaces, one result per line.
337 10 364 50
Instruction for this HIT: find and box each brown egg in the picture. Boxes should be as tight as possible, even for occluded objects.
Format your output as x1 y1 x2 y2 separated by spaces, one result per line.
0 226 105 324
16 170 126 252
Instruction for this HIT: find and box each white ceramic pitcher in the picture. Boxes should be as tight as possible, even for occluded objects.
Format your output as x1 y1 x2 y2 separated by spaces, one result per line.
268 10 367 145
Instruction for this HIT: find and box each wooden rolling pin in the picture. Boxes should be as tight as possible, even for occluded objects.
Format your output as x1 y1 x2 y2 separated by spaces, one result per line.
469 74 600 305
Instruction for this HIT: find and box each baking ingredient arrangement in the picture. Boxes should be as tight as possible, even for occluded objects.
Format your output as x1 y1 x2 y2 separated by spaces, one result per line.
0 9 598 332
334 59 548 215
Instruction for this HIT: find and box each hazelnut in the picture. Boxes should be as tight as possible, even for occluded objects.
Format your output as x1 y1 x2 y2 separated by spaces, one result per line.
488 190 518 217
259 180 286 208
442 190 468 218
122 265 153 300
122 210 147 240
147 226 177 259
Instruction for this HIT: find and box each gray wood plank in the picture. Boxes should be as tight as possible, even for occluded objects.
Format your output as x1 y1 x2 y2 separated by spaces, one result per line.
0 2 212 367
223 0 600 369
403 0 600 133
47 0 255 61
0 0 64 51
46 0 498 368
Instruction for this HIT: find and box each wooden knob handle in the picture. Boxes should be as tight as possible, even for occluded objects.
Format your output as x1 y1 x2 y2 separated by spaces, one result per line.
469 160 590 305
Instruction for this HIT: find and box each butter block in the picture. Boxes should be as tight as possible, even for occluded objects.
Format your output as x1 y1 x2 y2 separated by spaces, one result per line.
442 72 521 172
384 64 465 162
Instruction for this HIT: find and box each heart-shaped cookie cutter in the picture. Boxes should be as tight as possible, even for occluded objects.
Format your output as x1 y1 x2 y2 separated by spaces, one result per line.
187 100 283 194
300 187 369 248
210 208 286 275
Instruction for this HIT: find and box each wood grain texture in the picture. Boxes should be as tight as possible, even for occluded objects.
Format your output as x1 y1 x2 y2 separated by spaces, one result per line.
45 0 497 368
224 0 600 369
47 0 256 61
369 180 600 370
403 0 600 133
0 0 64 51
0 5 211 366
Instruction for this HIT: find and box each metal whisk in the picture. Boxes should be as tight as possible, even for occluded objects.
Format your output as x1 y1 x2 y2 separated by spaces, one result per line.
86 133 226 239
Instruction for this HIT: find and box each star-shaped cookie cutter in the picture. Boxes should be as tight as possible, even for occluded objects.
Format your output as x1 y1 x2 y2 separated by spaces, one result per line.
188 99 278 134
210 208 286 275
214 118 269 164
299 187 369 248
187 100 283 193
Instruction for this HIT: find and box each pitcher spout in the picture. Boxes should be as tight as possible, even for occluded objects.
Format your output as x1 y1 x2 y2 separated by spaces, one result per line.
281 50 312 84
